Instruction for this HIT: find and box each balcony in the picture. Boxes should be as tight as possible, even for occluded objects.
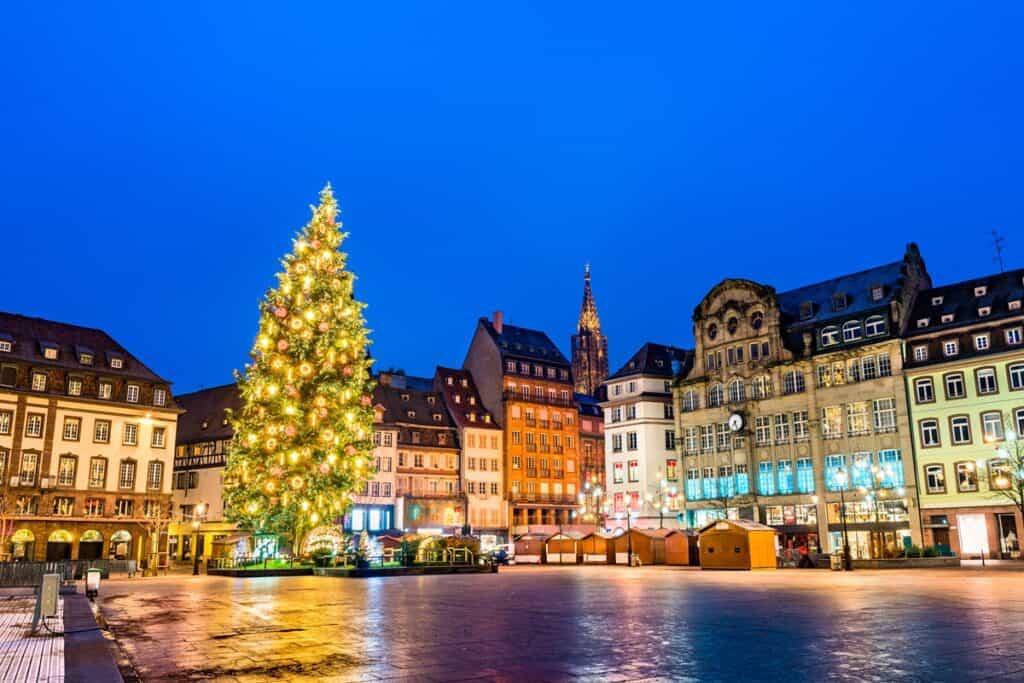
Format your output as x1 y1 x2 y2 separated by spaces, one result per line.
503 391 573 408
552 469 564 479
539 469 551 478
553 446 564 455
524 417 537 427
526 444 537 453
552 422 563 431
539 444 550 454
526 468 538 478
539 419 550 429
508 492 577 505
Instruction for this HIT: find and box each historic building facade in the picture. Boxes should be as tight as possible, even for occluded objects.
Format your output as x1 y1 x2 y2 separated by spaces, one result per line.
571 265 609 397
374 373 462 533
169 383 241 562
674 245 931 558
0 313 179 563
464 312 580 533
903 269 1024 559
434 367 505 544
601 343 691 529
577 392 605 492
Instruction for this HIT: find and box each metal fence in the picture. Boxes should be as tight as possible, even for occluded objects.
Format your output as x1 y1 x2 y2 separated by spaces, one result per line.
0 560 135 586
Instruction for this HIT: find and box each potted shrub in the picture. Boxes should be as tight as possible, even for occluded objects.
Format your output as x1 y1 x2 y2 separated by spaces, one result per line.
311 547 334 567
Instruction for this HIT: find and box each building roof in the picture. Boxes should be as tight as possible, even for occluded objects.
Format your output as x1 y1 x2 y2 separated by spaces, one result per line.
607 342 692 381
175 383 242 444
905 268 1024 338
480 318 570 366
373 379 459 450
575 392 603 418
0 311 169 383
433 366 501 430
776 260 904 328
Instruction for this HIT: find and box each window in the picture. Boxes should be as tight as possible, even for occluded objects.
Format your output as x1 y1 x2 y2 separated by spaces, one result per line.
775 459 793 494
115 499 134 517
793 411 809 441
19 451 38 486
1009 364 1024 391
751 376 771 399
147 461 164 490
912 345 928 363
98 381 112 400
851 452 874 488
974 334 990 351
924 464 945 494
611 434 623 453
821 406 842 439
825 455 847 491
955 461 978 492
865 315 886 336
666 459 678 481
123 423 139 446
31 371 47 392
950 416 972 444
83 498 104 516
0 410 10 435
700 425 714 452
126 384 140 403
976 368 997 395
57 455 76 486
990 459 1013 490
920 419 940 447
847 402 870 435
62 417 81 441
153 388 167 407
0 341 10 353
758 462 775 496
702 467 718 499
94 419 111 443
685 469 701 500
820 326 840 346
873 398 896 433
682 391 699 411
719 466 735 497
915 378 935 403
773 414 790 443
67 376 83 396
796 458 814 494
511 455 521 470
982 412 1004 442
943 340 959 357
626 432 638 451
974 285 988 297
842 321 862 342
625 405 637 420
944 373 966 399
832 293 849 311
664 430 676 450
783 371 805 395
728 380 745 403
708 384 723 407
612 462 624 484
663 403 674 419
628 459 639 482
52 496 74 516
684 427 698 454
109 356 123 369
119 460 137 489
1007 328 1022 346
88 458 107 488
25 413 44 438
755 416 771 445
715 423 731 451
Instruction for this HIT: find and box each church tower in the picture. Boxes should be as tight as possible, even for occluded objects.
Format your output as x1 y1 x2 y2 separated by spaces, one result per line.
571 264 609 396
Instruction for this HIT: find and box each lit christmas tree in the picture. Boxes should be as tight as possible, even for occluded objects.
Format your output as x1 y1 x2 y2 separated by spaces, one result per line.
224 185 375 552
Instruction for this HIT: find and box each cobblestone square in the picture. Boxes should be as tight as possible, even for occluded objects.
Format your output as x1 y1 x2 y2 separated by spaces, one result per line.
96 565 1024 682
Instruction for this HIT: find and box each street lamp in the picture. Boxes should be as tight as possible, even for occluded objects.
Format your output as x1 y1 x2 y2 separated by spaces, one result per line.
834 470 852 571
191 503 206 576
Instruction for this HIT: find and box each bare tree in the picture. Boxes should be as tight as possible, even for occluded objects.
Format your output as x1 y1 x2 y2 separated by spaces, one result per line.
136 500 174 575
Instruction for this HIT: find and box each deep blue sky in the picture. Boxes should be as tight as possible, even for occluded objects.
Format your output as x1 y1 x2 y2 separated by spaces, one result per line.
2 3 1022 394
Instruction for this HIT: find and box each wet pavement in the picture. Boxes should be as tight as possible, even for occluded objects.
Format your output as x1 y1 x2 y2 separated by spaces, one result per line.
95 565 1024 682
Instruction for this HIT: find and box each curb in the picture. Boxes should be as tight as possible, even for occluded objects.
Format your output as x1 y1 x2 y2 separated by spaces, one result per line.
63 593 123 683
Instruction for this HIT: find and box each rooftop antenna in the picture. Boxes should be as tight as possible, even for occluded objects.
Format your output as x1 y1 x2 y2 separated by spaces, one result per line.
992 229 1006 273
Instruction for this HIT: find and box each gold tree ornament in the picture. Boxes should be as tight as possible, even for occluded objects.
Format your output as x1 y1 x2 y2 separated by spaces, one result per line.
224 184 375 547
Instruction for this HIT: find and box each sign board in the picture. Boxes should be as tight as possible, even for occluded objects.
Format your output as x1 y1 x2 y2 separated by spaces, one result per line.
32 573 59 633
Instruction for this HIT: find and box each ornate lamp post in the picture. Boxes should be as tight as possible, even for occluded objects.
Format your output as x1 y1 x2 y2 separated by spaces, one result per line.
191 503 206 576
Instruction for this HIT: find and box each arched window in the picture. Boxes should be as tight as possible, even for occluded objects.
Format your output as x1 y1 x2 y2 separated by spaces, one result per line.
751 376 772 399
820 326 840 347
728 380 745 403
708 384 724 407
842 320 863 342
865 315 887 337
682 390 699 412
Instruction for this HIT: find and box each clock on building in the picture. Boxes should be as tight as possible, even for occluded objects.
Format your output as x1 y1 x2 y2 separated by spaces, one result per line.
728 412 745 432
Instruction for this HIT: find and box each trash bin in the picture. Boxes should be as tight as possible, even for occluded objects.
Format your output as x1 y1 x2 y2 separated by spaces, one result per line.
86 568 102 598
830 554 842 571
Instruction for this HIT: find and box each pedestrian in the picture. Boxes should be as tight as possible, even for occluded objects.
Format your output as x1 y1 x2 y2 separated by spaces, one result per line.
798 542 814 569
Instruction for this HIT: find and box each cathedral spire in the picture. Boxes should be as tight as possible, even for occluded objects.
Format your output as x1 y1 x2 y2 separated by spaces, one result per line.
572 264 609 396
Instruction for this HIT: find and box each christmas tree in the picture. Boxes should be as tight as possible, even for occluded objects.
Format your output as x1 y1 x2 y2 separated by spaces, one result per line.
224 184 375 551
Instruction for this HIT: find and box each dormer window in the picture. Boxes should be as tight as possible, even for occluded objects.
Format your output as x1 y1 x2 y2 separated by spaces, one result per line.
978 306 992 317
454 394 461 404
126 384 140 403
940 314 954 324
831 293 849 312
0 334 13 353
943 340 959 357
799 301 815 321
433 413 442 422
201 420 209 430
427 395 436 405
1010 300 1022 311
41 342 58 360
109 356 123 369
80 353 93 365
931 296 944 306
446 376 454 385
484 414 491 423
870 285 884 301
974 286 987 297
31 371 47 392
974 334 990 351
655 359 664 367
400 393 410 402
406 410 416 418
67 376 83 396
153 388 167 407
468 412 476 422
917 318 930 328
461 378 469 387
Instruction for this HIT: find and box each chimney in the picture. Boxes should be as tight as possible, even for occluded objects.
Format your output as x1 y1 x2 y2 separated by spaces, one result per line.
379 372 392 386
493 310 503 334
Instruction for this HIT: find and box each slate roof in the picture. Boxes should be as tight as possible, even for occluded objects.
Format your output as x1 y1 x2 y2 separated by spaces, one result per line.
905 268 1024 338
480 319 570 366
0 311 168 383
607 343 692 381
433 366 500 430
373 379 459 449
175 383 242 444
575 392 603 419
776 261 903 328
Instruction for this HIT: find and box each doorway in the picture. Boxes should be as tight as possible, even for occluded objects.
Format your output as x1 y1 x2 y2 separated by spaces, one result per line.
957 513 990 558
78 530 103 560
998 513 1019 559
